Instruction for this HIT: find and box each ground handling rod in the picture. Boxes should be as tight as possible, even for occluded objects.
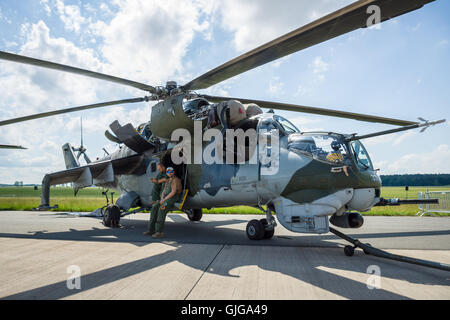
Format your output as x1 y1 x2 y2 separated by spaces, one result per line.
329 227 450 272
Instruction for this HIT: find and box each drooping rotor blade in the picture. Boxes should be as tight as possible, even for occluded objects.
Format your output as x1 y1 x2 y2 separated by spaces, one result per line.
0 97 148 127
201 95 418 126
0 144 27 150
0 51 156 93
183 0 435 91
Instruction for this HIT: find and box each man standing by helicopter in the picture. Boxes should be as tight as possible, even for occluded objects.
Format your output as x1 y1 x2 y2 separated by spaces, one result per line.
151 163 168 205
144 167 182 238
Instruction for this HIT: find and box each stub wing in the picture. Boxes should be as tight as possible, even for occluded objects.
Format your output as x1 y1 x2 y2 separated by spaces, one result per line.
38 155 146 210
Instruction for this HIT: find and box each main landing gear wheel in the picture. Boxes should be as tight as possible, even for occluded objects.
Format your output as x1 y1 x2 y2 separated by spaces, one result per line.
186 209 203 222
103 205 121 228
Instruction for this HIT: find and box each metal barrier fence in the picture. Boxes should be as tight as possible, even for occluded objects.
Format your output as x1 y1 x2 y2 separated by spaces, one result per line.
417 190 450 216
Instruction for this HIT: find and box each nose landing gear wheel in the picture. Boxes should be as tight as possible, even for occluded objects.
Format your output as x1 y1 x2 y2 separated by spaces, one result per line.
344 245 355 257
246 219 265 240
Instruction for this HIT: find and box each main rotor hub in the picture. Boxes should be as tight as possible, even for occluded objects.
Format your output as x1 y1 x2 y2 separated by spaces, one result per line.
166 81 177 92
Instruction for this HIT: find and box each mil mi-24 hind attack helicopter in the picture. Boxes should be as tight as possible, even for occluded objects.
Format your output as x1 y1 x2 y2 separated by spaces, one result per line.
0 0 448 269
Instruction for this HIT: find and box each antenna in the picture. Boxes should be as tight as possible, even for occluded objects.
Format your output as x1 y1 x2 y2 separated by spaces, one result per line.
80 117 83 149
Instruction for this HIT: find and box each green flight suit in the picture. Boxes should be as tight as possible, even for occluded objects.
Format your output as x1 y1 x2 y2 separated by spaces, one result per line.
148 178 179 234
151 172 168 202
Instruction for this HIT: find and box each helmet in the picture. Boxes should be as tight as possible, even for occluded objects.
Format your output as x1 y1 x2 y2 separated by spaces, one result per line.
331 141 341 151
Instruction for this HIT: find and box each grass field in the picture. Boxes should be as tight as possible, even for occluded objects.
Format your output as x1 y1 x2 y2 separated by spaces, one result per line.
0 186 449 216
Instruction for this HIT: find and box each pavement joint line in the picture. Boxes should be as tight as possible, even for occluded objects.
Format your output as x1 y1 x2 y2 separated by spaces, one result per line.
184 244 225 300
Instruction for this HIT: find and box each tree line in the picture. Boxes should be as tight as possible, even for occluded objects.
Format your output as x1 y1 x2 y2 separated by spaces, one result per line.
380 174 450 186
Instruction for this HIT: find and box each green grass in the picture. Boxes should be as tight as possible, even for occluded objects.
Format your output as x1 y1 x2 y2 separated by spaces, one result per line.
0 187 106 212
0 186 449 216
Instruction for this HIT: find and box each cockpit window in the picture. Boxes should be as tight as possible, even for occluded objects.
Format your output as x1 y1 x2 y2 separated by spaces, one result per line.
274 116 300 134
289 134 351 165
350 141 373 170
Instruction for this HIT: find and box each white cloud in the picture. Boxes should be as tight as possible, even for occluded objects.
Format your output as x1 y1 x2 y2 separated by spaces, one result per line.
54 0 87 33
312 56 329 81
268 77 284 95
392 131 416 146
96 0 214 86
40 0 52 16
363 134 394 147
379 144 450 174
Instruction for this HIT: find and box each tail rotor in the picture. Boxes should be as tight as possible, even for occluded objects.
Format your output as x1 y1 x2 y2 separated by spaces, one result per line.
73 117 91 164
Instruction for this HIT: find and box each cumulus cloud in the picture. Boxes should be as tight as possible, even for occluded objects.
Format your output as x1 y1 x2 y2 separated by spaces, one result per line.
95 0 215 86
378 144 450 175
54 0 87 33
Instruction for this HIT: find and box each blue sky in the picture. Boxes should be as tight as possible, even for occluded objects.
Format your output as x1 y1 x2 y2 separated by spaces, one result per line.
0 0 449 184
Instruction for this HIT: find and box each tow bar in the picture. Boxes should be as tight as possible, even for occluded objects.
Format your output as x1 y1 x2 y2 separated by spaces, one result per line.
329 227 450 272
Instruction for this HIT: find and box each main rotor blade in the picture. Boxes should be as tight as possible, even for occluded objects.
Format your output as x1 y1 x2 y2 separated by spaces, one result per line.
0 144 27 150
183 0 434 91
0 97 147 127
201 95 418 126
0 51 156 93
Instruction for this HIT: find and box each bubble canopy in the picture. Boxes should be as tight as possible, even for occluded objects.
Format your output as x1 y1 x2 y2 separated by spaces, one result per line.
288 132 373 170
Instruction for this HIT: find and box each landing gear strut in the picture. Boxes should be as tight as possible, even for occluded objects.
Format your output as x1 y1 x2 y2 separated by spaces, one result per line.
330 227 450 272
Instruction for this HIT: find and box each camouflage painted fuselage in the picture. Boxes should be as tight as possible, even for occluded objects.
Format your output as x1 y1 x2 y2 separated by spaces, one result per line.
112 112 381 234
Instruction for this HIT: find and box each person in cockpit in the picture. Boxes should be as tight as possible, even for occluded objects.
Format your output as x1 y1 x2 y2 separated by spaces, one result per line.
326 141 344 164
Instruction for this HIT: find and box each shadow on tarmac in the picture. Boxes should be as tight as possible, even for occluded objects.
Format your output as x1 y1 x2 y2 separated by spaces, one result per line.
1 214 449 300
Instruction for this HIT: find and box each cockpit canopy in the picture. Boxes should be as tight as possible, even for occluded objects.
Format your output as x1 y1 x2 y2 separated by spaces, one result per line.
289 133 350 165
288 132 374 170
349 140 374 170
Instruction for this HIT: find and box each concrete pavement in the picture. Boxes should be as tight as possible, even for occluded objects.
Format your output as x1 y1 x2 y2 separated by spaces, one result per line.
0 211 449 300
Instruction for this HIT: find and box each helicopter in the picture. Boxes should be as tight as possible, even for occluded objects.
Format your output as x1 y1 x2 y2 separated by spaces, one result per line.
0 0 445 244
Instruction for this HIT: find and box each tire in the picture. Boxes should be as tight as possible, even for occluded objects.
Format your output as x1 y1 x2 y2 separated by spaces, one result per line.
103 209 112 227
246 219 265 240
103 205 121 228
260 219 275 239
186 209 203 222
344 245 355 257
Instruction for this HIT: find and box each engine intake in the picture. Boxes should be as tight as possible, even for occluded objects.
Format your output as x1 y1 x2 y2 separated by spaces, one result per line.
329 212 364 229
